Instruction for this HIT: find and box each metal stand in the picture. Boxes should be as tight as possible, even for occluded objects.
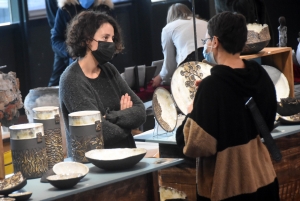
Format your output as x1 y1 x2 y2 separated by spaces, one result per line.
152 117 175 137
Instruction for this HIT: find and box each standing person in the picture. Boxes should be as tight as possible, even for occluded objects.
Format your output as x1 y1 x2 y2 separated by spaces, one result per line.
48 0 114 87
60 11 146 157
277 16 287 47
152 3 207 87
176 12 280 200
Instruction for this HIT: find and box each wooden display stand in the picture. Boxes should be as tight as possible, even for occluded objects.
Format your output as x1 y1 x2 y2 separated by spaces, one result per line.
240 47 294 97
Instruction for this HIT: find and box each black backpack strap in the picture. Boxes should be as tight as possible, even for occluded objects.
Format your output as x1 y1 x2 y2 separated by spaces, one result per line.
245 97 282 162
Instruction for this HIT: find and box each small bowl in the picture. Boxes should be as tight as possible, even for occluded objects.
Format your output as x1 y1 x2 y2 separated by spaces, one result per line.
53 162 89 178
46 173 84 189
85 148 147 170
0 172 27 195
8 192 32 201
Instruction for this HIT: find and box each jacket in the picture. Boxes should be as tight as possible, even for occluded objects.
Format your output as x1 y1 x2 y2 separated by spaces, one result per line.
176 59 280 200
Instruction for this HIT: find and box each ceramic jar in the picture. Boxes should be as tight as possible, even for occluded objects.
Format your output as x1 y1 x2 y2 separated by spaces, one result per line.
68 111 104 163
9 123 48 179
33 106 64 169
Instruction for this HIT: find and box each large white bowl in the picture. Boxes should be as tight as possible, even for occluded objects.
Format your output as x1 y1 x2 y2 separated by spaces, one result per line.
52 162 89 177
85 148 147 170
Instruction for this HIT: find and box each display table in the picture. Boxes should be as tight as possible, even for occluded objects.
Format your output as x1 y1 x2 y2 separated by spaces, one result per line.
134 124 300 201
18 158 184 201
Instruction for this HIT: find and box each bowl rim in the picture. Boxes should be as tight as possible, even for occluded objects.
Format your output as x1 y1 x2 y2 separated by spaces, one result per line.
85 148 147 161
52 161 89 176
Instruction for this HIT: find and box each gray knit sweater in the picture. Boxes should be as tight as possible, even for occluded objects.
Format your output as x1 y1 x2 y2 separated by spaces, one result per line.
59 60 146 156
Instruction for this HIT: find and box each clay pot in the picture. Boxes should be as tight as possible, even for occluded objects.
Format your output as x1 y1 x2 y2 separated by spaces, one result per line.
24 87 66 157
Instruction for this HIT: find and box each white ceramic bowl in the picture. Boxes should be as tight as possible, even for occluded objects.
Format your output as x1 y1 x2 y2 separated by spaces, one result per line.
52 162 89 177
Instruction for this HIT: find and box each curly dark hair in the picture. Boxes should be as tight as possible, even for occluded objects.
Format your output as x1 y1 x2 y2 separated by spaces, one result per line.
207 11 247 54
66 11 123 58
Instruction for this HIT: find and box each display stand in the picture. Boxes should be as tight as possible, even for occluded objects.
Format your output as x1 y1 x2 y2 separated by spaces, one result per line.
152 117 175 137
240 47 294 97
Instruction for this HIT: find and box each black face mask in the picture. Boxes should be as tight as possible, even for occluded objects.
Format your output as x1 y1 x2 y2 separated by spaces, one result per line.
91 40 116 65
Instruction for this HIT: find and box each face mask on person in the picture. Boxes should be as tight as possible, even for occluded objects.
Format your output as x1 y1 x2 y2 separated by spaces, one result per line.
79 0 94 9
91 40 116 65
202 39 217 65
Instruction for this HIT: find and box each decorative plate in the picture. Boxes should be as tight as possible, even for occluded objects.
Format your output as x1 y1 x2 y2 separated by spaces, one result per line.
85 148 147 170
262 65 289 102
171 61 212 115
152 87 177 132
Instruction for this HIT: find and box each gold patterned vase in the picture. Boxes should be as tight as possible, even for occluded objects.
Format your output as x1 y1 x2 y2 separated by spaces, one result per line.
33 106 64 169
68 111 104 163
9 123 48 179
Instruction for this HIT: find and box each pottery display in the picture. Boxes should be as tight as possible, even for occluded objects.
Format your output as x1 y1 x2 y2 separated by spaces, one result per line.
9 123 48 179
52 162 89 178
23 87 67 157
68 111 104 163
0 172 27 196
152 87 177 132
46 174 84 189
262 65 289 102
33 106 64 169
242 23 271 54
171 61 212 115
85 148 147 170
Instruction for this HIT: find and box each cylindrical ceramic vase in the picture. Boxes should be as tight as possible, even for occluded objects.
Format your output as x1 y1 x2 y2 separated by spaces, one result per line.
68 111 104 163
33 106 64 169
9 123 48 179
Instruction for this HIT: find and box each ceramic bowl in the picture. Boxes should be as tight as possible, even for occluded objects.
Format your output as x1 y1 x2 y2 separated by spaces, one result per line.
85 148 147 170
0 198 16 201
0 172 27 196
47 174 84 189
152 87 177 132
8 192 32 201
52 162 89 178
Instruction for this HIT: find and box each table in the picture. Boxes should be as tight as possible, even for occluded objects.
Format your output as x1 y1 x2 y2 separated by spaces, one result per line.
134 124 300 201
19 158 184 201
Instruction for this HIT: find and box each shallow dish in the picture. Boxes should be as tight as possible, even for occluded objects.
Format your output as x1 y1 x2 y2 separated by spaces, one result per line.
262 65 289 102
0 172 27 196
85 148 147 170
171 61 212 115
47 173 84 189
52 162 89 178
8 192 32 201
152 87 177 132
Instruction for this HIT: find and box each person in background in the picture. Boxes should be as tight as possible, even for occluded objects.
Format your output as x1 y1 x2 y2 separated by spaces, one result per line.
60 11 146 157
48 0 114 87
152 3 207 87
176 12 280 200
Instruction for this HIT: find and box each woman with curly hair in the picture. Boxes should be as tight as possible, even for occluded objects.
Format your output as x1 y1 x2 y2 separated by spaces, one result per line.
59 11 146 157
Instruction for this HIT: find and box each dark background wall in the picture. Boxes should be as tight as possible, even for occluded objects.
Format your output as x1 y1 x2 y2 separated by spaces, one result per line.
0 0 299 114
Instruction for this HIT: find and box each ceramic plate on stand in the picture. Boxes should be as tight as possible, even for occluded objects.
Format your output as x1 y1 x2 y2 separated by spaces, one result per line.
171 61 212 115
152 87 177 132
262 65 289 102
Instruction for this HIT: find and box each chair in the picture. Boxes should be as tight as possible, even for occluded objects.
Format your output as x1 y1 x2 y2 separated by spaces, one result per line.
151 59 163 77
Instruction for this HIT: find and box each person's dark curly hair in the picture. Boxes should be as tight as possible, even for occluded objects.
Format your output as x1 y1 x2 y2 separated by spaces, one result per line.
207 11 247 54
66 11 123 58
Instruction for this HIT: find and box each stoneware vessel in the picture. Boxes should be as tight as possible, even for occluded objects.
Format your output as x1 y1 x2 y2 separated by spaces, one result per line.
152 87 177 132
23 87 67 156
52 161 89 178
9 123 48 179
68 111 104 163
33 106 64 169
85 148 147 170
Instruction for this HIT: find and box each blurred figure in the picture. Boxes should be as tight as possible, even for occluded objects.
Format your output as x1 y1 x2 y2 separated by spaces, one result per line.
48 0 114 87
152 3 207 87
